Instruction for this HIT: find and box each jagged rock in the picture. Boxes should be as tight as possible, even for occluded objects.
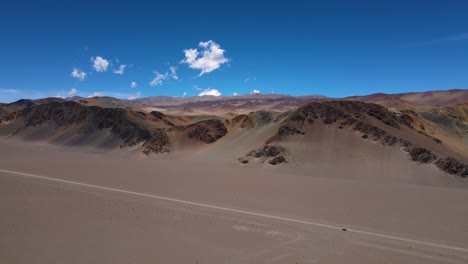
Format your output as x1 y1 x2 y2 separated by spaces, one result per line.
395 111 414 128
142 130 171 155
269 156 286 165
382 135 399 146
353 121 386 139
398 138 413 149
253 145 281 158
408 147 437 163
254 111 275 125
185 119 228 144
278 125 305 137
267 124 305 143
19 102 153 146
435 158 468 177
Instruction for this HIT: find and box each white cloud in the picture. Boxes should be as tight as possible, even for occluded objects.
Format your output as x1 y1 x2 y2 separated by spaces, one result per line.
0 89 20 93
113 64 127 75
150 66 178 87
91 56 109 72
127 92 141 100
169 66 178 80
194 85 202 91
198 88 222 97
233 92 238 96
131 81 137 88
183 91 187 97
71 68 86 81
181 40 229 76
88 92 103 98
244 77 256 83
150 72 169 87
67 88 77 96
252 89 260 94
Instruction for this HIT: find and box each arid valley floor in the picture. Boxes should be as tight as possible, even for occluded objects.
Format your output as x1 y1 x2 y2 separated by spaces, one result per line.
1 90 467 263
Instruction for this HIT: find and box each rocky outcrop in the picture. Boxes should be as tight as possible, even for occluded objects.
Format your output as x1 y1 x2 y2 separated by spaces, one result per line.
250 145 282 158
142 129 171 155
241 145 287 165
149 111 175 126
253 111 275 125
0 101 174 154
269 156 286 165
17 102 153 147
435 158 468 177
408 147 437 163
285 101 404 128
185 119 228 144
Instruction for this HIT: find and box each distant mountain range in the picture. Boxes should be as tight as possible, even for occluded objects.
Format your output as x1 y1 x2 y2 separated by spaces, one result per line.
1 89 467 177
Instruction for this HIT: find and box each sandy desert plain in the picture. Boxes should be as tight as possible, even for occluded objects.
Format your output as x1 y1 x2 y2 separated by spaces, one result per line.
1 89 468 263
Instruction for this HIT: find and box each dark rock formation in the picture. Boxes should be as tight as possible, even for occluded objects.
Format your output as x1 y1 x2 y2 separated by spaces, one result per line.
254 111 275 125
149 111 175 126
142 129 171 155
185 119 228 144
435 157 468 177
252 145 281 158
269 156 286 165
408 147 437 163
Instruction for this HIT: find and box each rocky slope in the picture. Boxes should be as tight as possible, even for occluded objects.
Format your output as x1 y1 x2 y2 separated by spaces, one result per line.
0 97 466 178
237 101 467 177
0 101 228 154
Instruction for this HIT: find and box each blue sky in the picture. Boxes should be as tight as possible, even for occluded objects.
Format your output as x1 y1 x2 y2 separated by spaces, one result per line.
1 0 468 102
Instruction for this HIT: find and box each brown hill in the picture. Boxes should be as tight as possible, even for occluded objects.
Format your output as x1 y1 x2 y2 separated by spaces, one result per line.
237 101 467 177
344 89 468 107
0 98 466 178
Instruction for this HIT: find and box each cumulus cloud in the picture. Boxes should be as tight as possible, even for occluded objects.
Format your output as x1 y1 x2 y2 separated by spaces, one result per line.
183 91 187 97
131 81 137 88
252 89 260 94
198 88 222 97
233 92 238 96
67 88 77 96
181 40 229 76
91 56 109 72
150 72 169 87
71 68 87 81
169 66 178 80
88 92 103 98
113 64 127 75
127 92 141 100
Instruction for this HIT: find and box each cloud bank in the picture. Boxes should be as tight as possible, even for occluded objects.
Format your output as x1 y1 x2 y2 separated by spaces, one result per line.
198 88 221 96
